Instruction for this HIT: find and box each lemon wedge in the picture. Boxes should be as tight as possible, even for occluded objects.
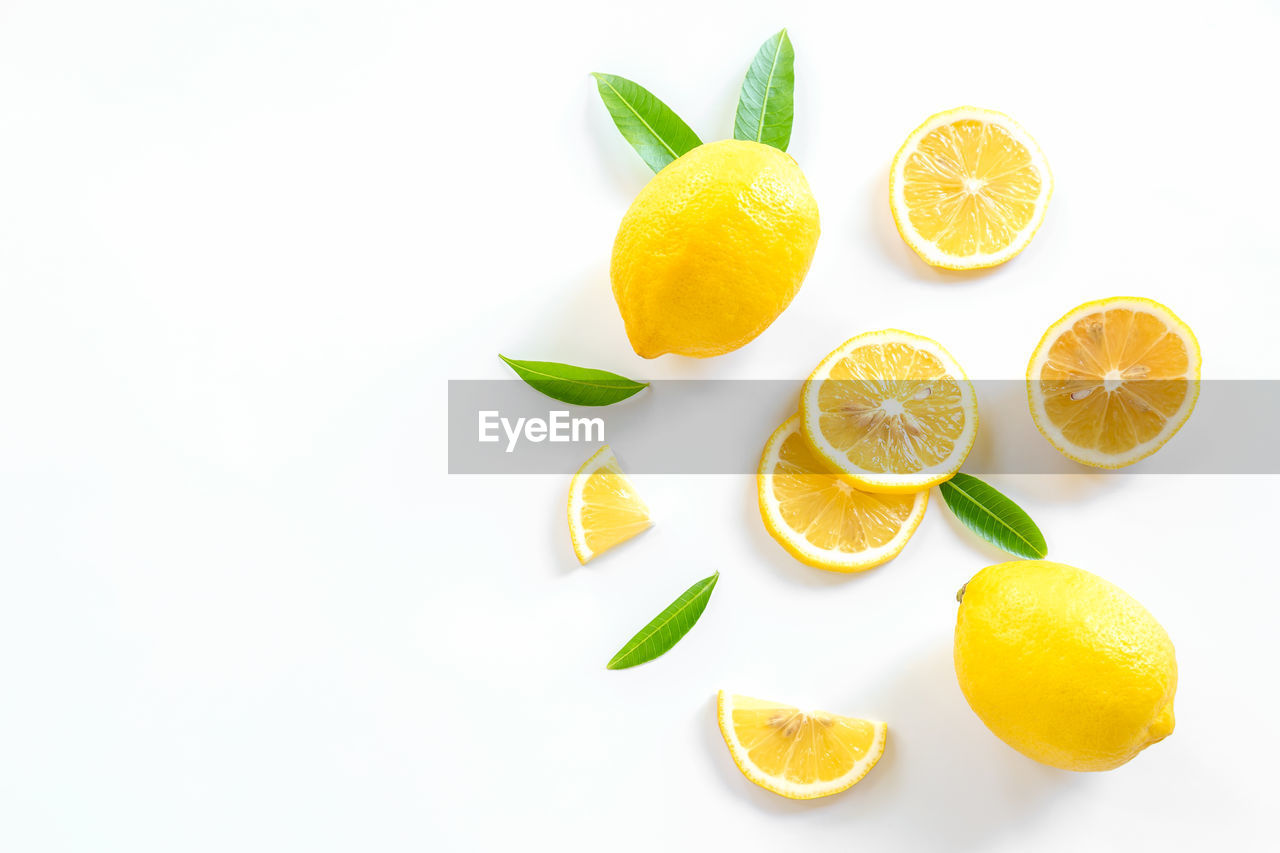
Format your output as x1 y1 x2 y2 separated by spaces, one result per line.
800 329 978 493
567 445 652 564
890 106 1051 269
717 691 887 799
1027 297 1201 468
758 414 927 571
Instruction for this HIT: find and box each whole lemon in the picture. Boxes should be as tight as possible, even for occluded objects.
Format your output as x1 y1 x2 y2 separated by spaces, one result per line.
954 560 1177 772
610 139 820 358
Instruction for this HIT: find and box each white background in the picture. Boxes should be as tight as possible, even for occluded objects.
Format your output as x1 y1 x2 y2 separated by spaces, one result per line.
0 0 1276 850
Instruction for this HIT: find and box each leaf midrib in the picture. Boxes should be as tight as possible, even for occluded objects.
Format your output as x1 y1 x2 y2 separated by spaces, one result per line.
500 356 646 391
596 75 679 161
754 34 785 143
944 479 1044 556
609 577 716 667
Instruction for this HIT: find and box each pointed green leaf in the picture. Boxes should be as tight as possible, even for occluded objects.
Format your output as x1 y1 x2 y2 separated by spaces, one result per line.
499 355 648 407
591 72 702 173
607 572 719 670
733 29 795 151
938 473 1048 560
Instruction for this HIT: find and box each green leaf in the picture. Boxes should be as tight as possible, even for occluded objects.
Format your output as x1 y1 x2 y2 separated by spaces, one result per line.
591 72 702 173
499 355 648 407
733 29 795 151
938 473 1048 560
607 572 719 670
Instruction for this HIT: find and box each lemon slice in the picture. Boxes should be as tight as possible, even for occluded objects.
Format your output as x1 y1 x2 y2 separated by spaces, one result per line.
758 414 928 571
1027 297 1201 468
717 691 887 799
800 330 978 493
890 106 1051 269
567 445 652 564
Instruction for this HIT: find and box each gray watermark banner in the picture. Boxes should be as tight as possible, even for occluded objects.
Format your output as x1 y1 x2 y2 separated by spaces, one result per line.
448 380 1279 475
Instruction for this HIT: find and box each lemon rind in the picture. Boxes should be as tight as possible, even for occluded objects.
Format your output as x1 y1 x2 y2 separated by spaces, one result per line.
1025 296 1202 469
800 329 979 494
566 444 652 564
716 690 888 799
757 414 928 571
889 106 1053 270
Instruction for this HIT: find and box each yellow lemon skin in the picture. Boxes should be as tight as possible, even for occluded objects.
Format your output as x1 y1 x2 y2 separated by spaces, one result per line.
610 139 820 358
954 561 1177 772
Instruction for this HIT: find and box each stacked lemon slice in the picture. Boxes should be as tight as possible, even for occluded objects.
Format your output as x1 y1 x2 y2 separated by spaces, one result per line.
758 415 928 571
758 330 977 571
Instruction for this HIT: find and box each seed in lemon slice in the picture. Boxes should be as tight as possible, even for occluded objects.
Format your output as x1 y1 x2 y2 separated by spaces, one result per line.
567 445 652 564
758 414 927 571
717 691 887 799
800 329 978 493
890 106 1052 269
1027 297 1201 468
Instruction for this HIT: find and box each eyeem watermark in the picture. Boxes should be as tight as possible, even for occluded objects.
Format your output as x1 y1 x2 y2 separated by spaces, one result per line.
452 379 1280 474
478 410 605 453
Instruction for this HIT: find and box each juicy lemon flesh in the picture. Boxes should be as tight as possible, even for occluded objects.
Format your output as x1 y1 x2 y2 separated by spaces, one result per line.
904 119 1042 257
817 342 967 475
772 425 917 554
1038 308 1191 455
734 701 878 784
579 461 650 557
